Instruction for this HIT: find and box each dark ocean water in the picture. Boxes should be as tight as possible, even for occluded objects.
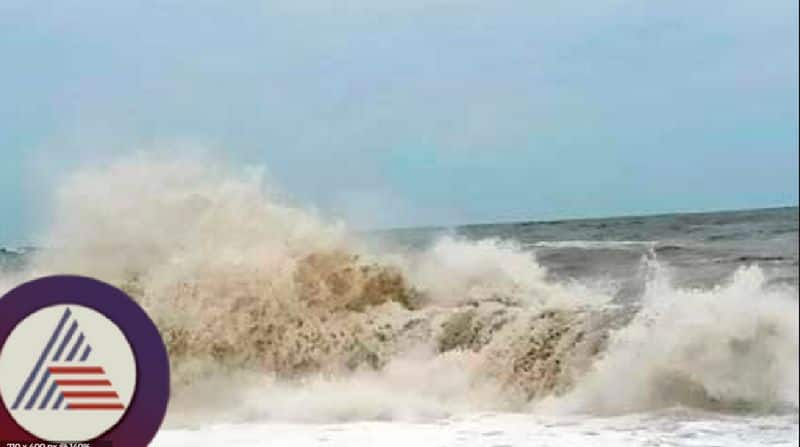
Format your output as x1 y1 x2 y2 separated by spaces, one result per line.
374 206 799 297
2 207 798 295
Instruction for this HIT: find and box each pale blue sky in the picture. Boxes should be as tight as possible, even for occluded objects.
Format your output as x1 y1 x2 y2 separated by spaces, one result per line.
1 0 798 243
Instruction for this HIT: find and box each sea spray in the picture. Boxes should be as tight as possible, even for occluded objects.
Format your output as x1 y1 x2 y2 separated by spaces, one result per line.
545 262 800 415
3 154 796 425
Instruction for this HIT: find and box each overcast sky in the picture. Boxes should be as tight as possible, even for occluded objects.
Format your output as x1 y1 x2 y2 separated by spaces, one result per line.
1 0 798 243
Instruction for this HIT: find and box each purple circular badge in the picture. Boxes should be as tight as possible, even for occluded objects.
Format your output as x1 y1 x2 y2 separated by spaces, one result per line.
0 275 170 446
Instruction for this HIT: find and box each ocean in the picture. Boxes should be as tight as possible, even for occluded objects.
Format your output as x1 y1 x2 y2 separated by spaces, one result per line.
0 160 797 446
372 206 799 292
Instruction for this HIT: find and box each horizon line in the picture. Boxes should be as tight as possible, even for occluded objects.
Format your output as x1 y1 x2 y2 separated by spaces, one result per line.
1 203 797 248
363 203 799 233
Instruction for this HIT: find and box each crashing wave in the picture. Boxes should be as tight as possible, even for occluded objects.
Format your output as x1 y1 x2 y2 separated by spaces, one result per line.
4 154 797 425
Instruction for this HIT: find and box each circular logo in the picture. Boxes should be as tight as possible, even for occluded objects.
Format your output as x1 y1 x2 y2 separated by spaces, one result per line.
0 276 169 446
0 305 137 440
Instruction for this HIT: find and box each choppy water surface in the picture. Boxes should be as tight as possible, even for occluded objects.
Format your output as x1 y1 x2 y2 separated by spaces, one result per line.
1 159 796 446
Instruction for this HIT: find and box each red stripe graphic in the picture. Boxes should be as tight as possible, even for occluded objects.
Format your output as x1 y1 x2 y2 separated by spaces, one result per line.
55 380 112 386
49 366 105 374
62 391 119 398
67 403 125 410
50 366 126 410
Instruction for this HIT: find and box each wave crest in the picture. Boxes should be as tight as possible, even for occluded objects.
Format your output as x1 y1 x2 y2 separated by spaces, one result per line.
5 155 796 424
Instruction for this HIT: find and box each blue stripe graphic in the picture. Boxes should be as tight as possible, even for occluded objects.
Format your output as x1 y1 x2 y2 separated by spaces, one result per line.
52 321 78 361
11 308 71 410
53 393 64 409
80 345 92 362
25 370 51 409
66 333 85 361
40 380 58 409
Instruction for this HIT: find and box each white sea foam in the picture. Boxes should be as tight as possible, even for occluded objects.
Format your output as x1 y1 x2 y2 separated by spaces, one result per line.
1 154 796 430
154 411 799 447
539 261 799 415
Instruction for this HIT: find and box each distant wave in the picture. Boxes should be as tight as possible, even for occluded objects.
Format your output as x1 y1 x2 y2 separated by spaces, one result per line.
722 256 791 264
0 247 25 255
0 246 37 256
526 240 657 249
